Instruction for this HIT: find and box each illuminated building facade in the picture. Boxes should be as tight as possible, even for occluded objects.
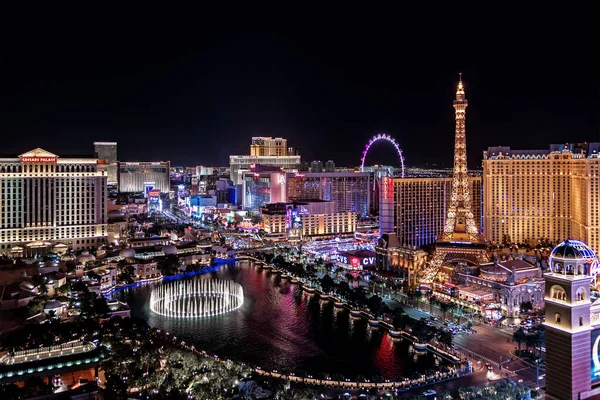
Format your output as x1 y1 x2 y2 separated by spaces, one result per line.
93 141 118 185
117 161 170 193
458 259 544 317
483 142 600 254
544 240 600 400
250 137 292 156
379 175 482 247
262 201 356 239
0 148 107 256
287 172 371 215
242 171 288 215
376 232 428 286
230 137 300 185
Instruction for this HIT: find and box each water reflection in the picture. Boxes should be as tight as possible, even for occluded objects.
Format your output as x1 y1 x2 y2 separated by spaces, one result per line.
116 262 443 379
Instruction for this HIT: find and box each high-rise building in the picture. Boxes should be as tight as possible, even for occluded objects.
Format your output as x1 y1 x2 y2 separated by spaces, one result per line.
309 160 323 172
250 137 289 156
117 161 171 194
287 172 371 215
544 240 600 400
230 137 301 185
93 141 118 185
0 148 107 256
325 160 336 173
242 171 288 215
378 175 482 247
483 142 600 254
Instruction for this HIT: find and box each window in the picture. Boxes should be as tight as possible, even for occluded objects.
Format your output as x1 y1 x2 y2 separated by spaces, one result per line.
580 316 584 327
550 285 566 301
555 313 561 324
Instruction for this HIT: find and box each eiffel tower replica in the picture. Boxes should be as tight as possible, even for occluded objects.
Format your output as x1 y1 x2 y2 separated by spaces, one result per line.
420 75 489 286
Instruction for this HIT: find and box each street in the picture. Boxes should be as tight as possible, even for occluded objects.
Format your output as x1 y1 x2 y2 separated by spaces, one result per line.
390 299 544 389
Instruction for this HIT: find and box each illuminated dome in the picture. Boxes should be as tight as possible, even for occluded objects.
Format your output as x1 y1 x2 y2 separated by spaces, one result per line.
60 252 76 262
119 248 136 258
76 251 96 264
479 264 510 281
549 239 599 277
161 245 178 256
551 239 597 260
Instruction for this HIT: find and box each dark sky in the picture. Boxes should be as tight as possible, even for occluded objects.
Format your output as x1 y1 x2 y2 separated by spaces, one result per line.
2 6 599 168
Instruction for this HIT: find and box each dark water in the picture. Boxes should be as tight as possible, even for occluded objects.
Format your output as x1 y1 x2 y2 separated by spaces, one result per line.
115 261 444 380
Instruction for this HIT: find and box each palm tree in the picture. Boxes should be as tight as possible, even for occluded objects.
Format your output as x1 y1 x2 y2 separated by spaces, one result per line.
439 301 450 320
355 275 362 288
513 328 527 354
345 273 354 287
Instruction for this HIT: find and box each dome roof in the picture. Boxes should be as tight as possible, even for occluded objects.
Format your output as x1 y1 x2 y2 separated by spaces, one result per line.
119 248 136 258
44 300 62 309
76 251 96 264
550 240 597 261
60 253 76 261
479 264 510 281
161 245 178 256
19 281 35 291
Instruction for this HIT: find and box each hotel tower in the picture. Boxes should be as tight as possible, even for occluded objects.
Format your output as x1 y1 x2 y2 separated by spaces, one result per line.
0 148 108 256
483 142 600 254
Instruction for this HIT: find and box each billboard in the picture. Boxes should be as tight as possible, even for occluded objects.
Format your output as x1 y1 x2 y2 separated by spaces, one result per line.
592 328 600 385
285 204 293 230
269 173 287 203
291 209 302 229
338 252 376 270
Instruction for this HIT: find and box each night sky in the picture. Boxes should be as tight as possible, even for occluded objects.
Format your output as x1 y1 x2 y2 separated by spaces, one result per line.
3 6 598 168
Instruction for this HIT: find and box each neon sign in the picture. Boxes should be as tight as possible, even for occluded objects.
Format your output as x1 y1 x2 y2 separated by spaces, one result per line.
21 157 56 163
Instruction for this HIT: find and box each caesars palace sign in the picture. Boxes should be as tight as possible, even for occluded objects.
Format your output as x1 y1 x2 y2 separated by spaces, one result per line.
21 157 57 163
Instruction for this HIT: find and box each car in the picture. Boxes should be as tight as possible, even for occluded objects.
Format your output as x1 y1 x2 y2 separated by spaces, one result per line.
423 389 437 396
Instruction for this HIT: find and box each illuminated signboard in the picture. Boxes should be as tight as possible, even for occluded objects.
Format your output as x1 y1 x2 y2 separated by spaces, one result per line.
291 209 302 229
21 157 56 163
285 204 293 230
593 328 600 384
338 255 376 269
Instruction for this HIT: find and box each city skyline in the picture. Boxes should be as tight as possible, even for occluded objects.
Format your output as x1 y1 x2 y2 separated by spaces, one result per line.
3 7 598 168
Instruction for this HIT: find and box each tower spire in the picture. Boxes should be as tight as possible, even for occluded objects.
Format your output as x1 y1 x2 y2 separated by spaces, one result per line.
442 74 478 240
456 73 465 101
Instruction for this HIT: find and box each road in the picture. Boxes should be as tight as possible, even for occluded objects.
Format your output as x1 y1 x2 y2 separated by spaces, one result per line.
389 299 544 389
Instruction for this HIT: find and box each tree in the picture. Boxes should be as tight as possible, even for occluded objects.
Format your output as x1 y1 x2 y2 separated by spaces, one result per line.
56 283 71 295
366 295 384 318
345 273 354 287
158 254 180 276
320 274 335 293
513 328 527 354
438 301 452 319
520 301 533 314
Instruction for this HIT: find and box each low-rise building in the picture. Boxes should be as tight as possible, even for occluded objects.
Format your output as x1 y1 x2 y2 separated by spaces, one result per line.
262 200 357 240
457 259 545 317
133 260 160 280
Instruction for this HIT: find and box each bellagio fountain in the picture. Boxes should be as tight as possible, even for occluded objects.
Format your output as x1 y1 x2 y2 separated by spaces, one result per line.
150 279 244 318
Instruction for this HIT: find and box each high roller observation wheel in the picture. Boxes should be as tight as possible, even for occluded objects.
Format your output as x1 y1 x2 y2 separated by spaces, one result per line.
360 133 405 177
